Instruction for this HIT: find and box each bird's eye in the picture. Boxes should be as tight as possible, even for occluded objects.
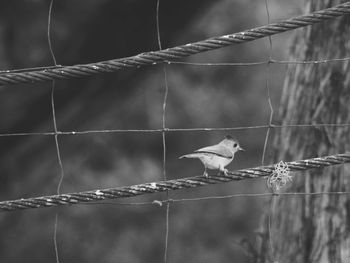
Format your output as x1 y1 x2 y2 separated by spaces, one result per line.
233 143 237 147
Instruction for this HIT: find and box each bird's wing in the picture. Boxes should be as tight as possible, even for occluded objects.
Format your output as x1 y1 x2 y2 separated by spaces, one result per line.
195 144 233 159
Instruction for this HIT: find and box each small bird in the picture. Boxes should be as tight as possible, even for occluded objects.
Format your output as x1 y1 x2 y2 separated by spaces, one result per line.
179 135 244 177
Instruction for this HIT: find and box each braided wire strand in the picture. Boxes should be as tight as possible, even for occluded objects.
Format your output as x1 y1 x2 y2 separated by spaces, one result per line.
1 2 350 86
1 153 349 212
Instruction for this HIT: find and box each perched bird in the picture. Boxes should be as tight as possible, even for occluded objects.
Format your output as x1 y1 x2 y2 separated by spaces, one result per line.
179 135 244 177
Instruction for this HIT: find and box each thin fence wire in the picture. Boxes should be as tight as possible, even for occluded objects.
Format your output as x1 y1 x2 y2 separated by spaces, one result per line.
48 1 64 263
77 190 350 207
261 1 278 262
156 1 170 262
167 57 350 66
1 57 350 77
261 0 274 167
1 123 350 137
1 57 350 76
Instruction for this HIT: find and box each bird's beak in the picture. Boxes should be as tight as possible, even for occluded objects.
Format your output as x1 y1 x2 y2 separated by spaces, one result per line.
238 146 245 151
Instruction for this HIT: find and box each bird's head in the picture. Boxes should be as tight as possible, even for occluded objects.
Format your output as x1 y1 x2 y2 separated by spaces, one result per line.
221 135 244 153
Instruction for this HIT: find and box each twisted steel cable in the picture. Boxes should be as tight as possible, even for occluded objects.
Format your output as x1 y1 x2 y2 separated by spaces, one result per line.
1 2 350 86
1 153 349 212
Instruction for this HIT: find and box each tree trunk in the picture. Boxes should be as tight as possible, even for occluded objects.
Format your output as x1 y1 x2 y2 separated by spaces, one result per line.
257 0 350 262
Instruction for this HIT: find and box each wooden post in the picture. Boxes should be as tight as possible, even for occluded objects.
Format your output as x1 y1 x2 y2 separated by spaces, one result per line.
258 0 350 262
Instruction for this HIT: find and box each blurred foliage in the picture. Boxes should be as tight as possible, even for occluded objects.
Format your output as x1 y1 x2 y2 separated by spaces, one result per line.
0 0 303 262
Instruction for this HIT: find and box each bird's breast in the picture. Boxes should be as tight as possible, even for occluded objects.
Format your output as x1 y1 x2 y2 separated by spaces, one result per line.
198 154 233 169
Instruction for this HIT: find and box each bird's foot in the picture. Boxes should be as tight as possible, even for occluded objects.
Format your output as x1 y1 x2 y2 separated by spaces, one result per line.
218 168 228 176
203 170 209 177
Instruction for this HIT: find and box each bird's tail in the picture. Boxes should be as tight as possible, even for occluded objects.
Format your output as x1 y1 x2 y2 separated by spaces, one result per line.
179 153 201 159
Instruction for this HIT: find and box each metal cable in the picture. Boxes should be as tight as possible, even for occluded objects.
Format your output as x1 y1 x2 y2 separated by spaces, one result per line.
1 2 350 86
1 152 349 212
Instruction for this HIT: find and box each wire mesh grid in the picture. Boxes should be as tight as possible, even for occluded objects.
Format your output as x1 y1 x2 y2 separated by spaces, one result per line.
0 1 350 263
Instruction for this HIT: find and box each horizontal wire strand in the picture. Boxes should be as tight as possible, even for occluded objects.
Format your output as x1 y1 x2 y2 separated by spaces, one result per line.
1 57 350 76
1 123 350 137
2 56 350 76
167 57 350 66
77 191 350 207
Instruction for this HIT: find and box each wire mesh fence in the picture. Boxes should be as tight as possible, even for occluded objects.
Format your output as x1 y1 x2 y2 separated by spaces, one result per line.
0 1 349 263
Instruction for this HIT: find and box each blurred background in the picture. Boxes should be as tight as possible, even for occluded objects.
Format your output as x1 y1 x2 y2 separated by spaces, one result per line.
0 0 305 262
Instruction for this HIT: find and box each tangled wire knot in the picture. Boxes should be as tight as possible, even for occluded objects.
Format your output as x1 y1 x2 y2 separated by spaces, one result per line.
267 161 292 191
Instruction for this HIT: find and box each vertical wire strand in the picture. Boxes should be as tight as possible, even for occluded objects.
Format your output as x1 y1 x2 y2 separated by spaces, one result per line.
262 0 277 262
268 194 277 262
261 0 274 166
48 0 57 66
48 1 65 263
156 1 170 262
